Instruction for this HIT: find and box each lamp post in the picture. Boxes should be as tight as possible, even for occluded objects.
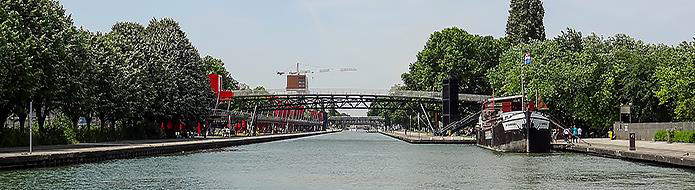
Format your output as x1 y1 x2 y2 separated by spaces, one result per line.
29 101 33 154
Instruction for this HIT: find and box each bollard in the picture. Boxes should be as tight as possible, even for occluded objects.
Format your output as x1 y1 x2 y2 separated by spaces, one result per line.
629 132 636 151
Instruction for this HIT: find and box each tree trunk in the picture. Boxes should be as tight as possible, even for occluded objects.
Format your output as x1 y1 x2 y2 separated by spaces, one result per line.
34 101 46 135
18 113 26 131
70 116 79 130
110 119 116 140
0 109 9 130
98 113 105 129
86 114 92 131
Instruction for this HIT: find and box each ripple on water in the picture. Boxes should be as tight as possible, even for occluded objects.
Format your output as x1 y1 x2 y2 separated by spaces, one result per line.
1 131 694 190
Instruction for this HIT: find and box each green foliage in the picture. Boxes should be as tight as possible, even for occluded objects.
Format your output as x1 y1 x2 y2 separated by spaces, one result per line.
367 84 413 127
673 130 695 143
656 130 695 143
202 55 241 90
40 113 79 145
144 18 213 122
2 0 236 145
654 130 668 141
487 30 677 131
0 0 81 132
654 41 695 121
505 0 546 44
401 27 508 94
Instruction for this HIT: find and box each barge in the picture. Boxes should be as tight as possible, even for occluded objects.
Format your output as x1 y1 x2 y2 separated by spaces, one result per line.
476 95 551 153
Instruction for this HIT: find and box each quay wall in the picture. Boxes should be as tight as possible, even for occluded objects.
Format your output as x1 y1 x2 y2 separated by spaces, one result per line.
379 131 475 144
552 143 695 168
613 122 695 141
0 131 338 170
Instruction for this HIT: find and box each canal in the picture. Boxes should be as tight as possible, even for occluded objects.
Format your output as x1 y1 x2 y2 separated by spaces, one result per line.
1 131 694 189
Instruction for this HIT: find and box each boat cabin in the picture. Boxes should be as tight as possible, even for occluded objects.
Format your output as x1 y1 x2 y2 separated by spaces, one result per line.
482 95 536 113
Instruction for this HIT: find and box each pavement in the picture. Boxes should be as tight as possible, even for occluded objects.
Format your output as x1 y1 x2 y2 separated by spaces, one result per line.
382 130 476 144
553 138 695 167
0 131 335 159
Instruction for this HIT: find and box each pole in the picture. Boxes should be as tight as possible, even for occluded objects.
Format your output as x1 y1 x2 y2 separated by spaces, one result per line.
417 113 421 139
408 115 411 136
522 53 530 152
29 101 33 154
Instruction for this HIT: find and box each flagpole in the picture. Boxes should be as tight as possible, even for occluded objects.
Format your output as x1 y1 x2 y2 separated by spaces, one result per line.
523 52 531 153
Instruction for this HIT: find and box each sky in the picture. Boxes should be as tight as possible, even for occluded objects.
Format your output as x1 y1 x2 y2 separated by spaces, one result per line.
59 0 695 116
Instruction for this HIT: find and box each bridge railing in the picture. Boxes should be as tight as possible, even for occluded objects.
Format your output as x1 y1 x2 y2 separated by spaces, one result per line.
232 88 442 98
231 88 490 102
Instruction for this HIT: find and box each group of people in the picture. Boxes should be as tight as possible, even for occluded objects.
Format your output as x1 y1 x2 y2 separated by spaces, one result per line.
553 126 583 143
563 126 582 143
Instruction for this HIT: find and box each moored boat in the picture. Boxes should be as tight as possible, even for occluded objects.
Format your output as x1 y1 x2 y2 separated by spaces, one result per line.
476 95 551 153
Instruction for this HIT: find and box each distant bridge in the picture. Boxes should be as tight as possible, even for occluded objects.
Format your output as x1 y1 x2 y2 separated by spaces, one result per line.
328 116 385 126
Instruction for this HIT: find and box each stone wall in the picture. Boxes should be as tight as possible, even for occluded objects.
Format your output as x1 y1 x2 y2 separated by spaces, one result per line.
613 122 695 140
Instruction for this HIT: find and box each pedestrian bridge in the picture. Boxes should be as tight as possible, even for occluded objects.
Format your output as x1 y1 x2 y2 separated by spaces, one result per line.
328 116 385 125
228 88 490 111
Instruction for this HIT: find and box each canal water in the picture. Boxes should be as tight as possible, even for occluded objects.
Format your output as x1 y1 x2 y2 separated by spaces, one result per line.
1 131 694 189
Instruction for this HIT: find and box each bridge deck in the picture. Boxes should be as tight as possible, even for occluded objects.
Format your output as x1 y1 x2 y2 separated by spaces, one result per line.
231 89 490 102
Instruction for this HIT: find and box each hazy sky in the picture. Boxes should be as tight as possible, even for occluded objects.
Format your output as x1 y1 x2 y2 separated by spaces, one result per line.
59 0 695 115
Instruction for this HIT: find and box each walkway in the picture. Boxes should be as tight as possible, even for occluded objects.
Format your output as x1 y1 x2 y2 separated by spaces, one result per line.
0 130 339 170
553 138 695 168
381 130 475 144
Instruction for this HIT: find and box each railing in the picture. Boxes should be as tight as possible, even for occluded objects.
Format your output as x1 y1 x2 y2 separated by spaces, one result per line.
232 88 490 101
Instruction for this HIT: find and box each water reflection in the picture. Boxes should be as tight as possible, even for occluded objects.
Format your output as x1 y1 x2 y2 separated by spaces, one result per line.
0 131 694 189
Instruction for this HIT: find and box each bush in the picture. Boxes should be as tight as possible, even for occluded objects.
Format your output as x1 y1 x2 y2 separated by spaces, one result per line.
673 130 695 143
39 113 78 145
0 128 30 147
654 130 668 141
655 130 695 143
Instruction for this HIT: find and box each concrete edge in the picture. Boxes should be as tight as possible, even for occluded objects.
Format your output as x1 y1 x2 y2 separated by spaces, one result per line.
379 131 475 144
552 144 695 169
0 130 339 170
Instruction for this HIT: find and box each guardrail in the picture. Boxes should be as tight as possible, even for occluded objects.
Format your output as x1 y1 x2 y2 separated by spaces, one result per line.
231 88 490 102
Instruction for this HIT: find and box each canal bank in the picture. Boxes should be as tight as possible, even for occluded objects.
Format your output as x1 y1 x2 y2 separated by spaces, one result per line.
0 130 339 170
380 131 475 144
552 138 695 168
383 130 695 168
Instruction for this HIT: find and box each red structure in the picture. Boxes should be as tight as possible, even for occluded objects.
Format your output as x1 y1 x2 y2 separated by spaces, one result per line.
208 74 234 101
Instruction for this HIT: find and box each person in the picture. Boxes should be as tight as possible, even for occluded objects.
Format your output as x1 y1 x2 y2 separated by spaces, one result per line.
563 128 570 143
571 126 578 143
577 127 583 141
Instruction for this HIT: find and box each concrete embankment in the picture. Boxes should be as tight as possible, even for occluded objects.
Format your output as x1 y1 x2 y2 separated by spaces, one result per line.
380 131 475 144
552 139 695 168
0 130 339 170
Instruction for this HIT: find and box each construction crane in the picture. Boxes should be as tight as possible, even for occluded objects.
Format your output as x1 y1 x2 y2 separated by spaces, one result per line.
277 62 356 91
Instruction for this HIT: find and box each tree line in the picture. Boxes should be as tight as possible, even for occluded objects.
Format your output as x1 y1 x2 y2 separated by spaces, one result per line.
371 0 695 132
1 0 240 144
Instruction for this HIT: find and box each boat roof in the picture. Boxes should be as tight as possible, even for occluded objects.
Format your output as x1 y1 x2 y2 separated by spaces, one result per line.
485 95 523 102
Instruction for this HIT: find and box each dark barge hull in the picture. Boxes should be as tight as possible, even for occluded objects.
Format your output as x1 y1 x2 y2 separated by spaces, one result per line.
477 126 551 153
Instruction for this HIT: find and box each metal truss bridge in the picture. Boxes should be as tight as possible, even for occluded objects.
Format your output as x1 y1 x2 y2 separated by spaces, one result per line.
227 89 489 112
328 116 385 126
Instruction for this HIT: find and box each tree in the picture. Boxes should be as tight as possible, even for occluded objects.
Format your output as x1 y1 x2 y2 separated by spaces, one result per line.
202 55 241 90
108 22 149 126
555 28 583 52
487 33 677 131
60 29 94 130
0 1 29 129
655 40 695 121
144 18 213 132
401 27 508 94
1 0 81 133
506 0 546 45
